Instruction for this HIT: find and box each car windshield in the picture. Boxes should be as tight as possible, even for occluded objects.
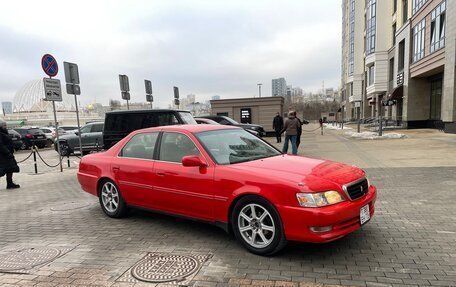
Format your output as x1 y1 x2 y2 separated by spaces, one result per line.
196 129 281 165
179 112 197 124
221 117 238 124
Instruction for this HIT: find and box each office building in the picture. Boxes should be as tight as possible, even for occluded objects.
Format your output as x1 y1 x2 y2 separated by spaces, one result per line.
272 78 287 97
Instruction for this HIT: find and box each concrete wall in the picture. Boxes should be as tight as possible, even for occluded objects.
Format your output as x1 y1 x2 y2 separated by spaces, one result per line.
443 0 456 123
406 77 431 121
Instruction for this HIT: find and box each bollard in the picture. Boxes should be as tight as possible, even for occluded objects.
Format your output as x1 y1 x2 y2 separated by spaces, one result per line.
33 146 38 174
357 119 361 133
67 154 70 168
321 125 323 136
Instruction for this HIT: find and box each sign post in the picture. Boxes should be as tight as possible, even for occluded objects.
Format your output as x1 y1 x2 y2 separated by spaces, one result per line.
145 80 153 109
119 75 130 110
41 54 63 172
64 62 83 156
173 86 180 108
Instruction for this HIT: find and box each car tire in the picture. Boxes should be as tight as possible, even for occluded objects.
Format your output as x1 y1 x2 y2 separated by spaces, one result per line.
98 180 128 218
46 139 53 147
20 142 27 150
58 142 71 156
232 195 287 256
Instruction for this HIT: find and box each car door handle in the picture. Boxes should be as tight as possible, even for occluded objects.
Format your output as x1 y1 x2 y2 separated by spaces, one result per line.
112 166 120 173
156 172 166 177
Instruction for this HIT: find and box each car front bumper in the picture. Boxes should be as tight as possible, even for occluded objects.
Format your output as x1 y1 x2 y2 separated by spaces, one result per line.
279 185 377 243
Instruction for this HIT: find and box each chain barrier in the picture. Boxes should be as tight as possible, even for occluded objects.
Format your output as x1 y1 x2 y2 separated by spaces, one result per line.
15 149 34 163
33 146 65 168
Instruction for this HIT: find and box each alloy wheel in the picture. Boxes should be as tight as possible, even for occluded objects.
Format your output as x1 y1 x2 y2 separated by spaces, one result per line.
101 182 120 213
237 203 275 248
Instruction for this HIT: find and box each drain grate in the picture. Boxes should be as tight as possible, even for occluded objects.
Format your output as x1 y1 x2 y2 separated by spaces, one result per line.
0 247 62 272
117 252 212 285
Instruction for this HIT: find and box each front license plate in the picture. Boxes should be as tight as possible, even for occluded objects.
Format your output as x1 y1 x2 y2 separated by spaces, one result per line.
360 204 370 225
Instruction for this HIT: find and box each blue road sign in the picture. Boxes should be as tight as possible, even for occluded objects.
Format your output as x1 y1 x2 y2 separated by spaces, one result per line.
41 54 58 77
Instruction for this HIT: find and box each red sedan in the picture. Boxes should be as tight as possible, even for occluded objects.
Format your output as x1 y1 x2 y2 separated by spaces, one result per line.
77 125 376 255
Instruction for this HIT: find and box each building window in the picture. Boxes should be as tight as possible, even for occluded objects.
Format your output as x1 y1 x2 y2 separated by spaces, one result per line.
366 0 376 55
412 19 425 62
403 0 408 21
430 1 446 53
412 0 426 15
392 23 396 45
394 0 397 13
389 58 395 87
368 65 375 86
398 40 405 72
348 0 355 76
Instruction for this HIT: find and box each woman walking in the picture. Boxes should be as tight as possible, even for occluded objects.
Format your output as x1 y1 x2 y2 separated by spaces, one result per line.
280 111 301 155
0 119 20 189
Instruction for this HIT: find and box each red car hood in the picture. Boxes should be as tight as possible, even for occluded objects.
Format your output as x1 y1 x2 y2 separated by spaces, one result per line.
226 155 365 191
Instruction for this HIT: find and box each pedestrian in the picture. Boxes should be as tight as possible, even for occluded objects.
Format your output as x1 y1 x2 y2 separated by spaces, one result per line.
272 112 284 143
319 118 323 127
280 111 301 155
294 112 303 148
0 119 20 189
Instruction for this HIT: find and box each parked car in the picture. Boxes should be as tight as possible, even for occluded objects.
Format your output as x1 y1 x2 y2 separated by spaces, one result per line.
14 127 47 149
55 122 104 156
198 116 266 137
78 125 377 256
103 109 197 150
40 127 66 147
195 118 220 125
7 129 24 151
59 125 79 134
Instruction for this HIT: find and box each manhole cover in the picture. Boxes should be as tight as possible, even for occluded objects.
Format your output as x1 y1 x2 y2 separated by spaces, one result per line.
131 254 200 283
0 248 61 272
50 202 92 211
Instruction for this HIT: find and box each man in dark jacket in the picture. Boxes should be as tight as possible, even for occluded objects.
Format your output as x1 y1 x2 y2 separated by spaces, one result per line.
272 112 284 143
280 111 301 155
294 112 303 148
0 119 20 189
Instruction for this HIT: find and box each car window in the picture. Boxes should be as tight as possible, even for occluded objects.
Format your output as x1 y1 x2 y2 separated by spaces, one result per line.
80 125 92 134
178 112 197 124
91 123 104 133
120 132 158 160
196 129 280 165
159 132 200 163
41 129 51 133
157 113 179 126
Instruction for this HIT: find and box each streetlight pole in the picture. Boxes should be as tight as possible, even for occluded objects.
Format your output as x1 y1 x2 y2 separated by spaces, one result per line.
257 83 262 98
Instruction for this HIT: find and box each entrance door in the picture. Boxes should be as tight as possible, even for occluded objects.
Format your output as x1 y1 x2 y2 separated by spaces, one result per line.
430 78 442 120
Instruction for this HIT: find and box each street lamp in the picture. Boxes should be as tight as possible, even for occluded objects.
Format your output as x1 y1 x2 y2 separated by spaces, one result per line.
257 83 262 98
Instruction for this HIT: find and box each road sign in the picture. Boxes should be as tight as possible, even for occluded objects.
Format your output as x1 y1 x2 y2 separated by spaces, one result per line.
145 80 152 95
146 94 153 102
119 75 130 92
174 99 180 106
122 92 131 100
64 62 80 85
66 83 81 95
43 78 62 101
41 54 59 77
173 86 179 99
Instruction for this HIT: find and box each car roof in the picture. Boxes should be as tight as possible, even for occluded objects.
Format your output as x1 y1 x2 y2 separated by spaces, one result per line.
106 109 190 115
137 124 240 134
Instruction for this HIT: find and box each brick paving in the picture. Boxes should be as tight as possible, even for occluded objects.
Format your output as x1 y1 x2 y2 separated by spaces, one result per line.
0 128 455 286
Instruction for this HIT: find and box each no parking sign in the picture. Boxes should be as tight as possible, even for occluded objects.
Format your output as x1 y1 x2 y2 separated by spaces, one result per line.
41 54 58 77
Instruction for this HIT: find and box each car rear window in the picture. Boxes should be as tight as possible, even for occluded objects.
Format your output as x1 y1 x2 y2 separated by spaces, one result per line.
29 128 43 134
178 112 197 124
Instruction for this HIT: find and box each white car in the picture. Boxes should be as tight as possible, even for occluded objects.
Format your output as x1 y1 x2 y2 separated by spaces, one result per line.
59 125 79 135
40 127 66 147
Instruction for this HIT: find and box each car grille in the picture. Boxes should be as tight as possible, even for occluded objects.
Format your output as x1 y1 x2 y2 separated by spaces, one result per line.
344 178 369 200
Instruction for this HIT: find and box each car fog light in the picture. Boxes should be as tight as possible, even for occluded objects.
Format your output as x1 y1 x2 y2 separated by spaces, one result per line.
310 226 333 233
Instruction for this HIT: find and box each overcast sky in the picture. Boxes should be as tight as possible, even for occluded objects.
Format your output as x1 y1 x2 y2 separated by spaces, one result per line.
0 0 341 108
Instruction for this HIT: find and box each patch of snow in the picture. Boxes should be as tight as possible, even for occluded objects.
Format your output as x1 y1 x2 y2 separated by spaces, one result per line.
323 123 352 130
344 131 407 140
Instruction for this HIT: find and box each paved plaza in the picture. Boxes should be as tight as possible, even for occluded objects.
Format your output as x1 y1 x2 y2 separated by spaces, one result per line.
0 124 455 287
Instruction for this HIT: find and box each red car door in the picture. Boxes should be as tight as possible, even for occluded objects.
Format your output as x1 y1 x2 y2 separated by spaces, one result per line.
153 132 215 220
112 132 160 208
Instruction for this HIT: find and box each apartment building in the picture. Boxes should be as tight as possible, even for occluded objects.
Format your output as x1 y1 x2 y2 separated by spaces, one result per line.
271 78 287 97
341 0 456 133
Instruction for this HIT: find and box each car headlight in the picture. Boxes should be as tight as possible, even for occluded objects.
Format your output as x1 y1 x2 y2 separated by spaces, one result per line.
296 191 345 208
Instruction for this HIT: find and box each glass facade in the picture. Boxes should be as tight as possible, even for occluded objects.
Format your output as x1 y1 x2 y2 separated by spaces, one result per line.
348 0 355 76
430 0 446 53
366 0 376 55
412 0 426 15
412 19 425 63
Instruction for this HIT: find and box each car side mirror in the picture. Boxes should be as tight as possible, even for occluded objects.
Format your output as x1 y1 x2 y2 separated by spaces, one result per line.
74 132 79 135
182 155 207 167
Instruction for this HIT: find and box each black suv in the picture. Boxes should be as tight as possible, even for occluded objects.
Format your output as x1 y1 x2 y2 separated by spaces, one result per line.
103 109 197 149
7 129 24 151
14 127 47 149
197 116 266 137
